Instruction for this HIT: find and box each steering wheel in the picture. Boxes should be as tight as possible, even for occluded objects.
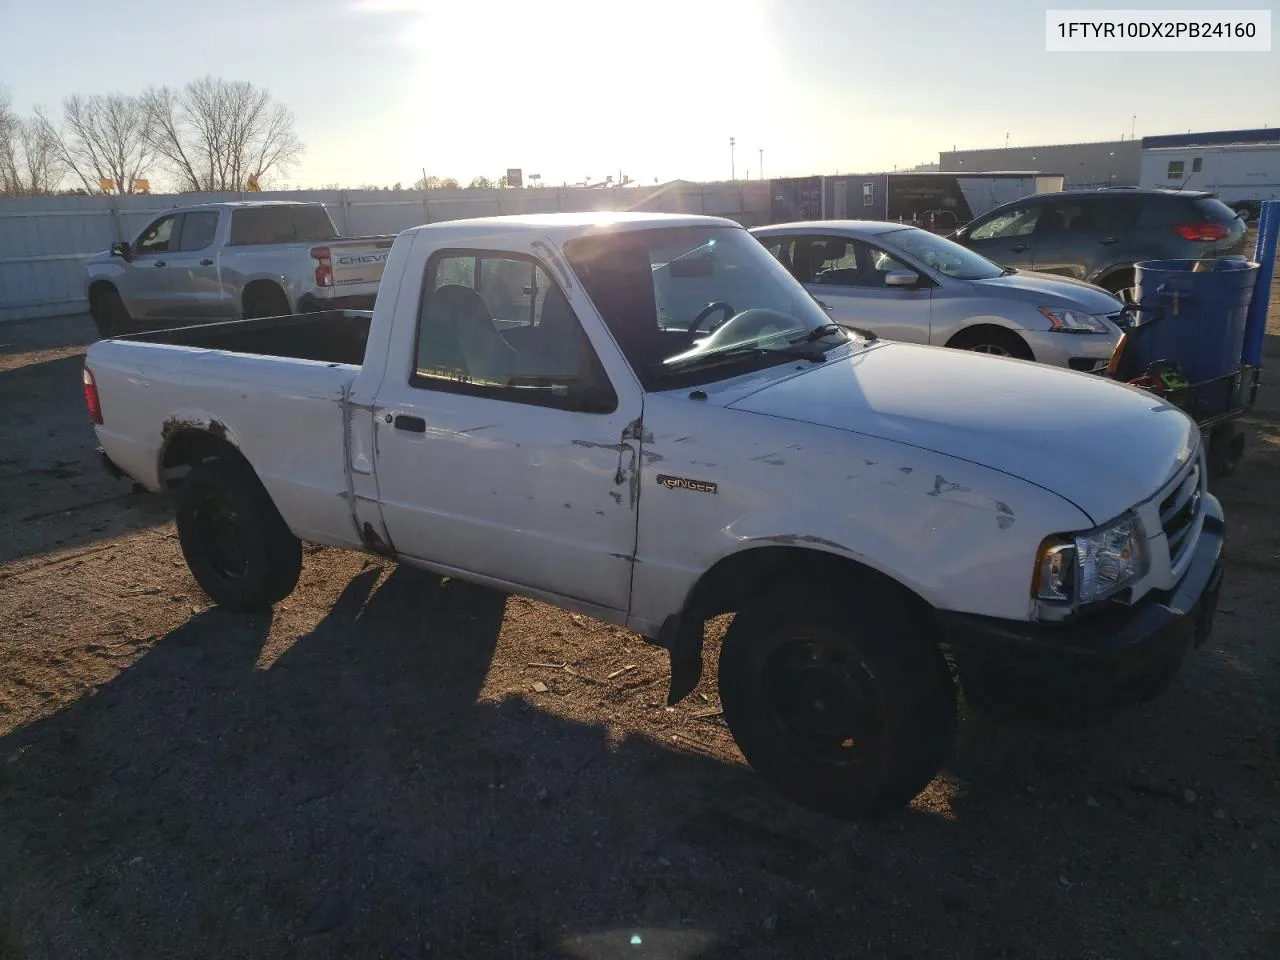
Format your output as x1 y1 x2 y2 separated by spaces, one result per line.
689 301 735 333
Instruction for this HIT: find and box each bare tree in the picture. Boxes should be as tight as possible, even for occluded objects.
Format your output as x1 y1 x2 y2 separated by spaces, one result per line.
45 93 153 194
467 175 493 189
142 77 303 192
1 86 65 196
0 87 18 194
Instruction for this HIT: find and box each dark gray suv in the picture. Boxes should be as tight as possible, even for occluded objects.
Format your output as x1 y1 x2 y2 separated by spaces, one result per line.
949 188 1248 298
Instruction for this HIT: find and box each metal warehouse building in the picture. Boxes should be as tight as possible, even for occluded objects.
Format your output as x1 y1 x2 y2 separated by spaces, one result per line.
939 139 1141 188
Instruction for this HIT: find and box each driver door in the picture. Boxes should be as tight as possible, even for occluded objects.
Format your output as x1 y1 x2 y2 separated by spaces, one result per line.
115 213 182 322
371 241 644 614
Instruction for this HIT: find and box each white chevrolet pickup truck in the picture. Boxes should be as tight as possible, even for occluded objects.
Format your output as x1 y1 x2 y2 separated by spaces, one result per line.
84 201 393 337
83 212 1225 818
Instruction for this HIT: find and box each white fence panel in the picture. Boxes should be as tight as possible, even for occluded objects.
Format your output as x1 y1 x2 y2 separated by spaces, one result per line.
0 184 769 322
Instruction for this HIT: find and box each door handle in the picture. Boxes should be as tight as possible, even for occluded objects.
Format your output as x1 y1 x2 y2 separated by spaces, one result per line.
393 414 426 433
200 258 214 265
1009 243 1029 253
154 260 166 268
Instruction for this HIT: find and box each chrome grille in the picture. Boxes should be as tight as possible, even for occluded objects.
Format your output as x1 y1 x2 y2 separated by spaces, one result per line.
1159 461 1201 567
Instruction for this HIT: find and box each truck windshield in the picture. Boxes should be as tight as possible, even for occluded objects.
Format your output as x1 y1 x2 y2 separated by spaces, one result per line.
563 225 849 388
876 227 1004 281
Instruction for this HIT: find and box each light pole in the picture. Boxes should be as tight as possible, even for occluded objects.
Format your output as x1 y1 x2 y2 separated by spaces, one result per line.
1131 115 1136 140
759 148 763 181
729 137 736 180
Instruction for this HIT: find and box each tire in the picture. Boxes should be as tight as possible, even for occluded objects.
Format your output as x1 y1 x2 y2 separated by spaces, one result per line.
175 456 302 612
1207 423 1245 481
242 284 290 320
89 287 134 339
947 326 1034 361
1100 270 1136 304
717 584 957 819
1231 204 1254 223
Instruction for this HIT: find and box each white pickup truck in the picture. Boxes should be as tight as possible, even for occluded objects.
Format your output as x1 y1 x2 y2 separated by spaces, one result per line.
84 201 393 337
83 211 1225 818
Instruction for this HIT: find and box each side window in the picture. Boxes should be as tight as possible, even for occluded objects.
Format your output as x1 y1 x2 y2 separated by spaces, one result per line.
136 215 177 254
229 207 295 245
1036 201 1097 236
1167 160 1185 180
413 250 616 412
1191 157 1203 173
967 204 1040 241
810 236 863 286
761 237 794 274
1093 198 1142 233
862 182 875 207
178 212 219 252
859 242 915 287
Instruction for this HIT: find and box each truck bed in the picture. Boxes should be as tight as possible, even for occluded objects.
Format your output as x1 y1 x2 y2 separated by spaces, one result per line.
117 310 372 366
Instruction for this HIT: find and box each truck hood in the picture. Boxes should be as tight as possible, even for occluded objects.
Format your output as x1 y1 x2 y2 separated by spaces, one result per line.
971 270 1124 313
725 341 1198 523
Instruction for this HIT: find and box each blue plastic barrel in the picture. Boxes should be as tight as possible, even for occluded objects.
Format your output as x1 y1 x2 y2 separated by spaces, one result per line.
1242 200 1280 367
1130 258 1258 384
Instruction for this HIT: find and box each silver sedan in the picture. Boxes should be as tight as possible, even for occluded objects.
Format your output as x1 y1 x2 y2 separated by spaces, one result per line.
751 221 1126 371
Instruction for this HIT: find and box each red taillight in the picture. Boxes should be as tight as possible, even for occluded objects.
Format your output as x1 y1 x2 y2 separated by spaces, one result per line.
1174 222 1230 242
83 366 103 424
311 245 333 287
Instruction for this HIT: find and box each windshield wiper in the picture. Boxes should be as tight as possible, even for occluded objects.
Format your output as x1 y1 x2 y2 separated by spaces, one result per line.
661 342 827 375
792 322 847 344
1000 266 1017 276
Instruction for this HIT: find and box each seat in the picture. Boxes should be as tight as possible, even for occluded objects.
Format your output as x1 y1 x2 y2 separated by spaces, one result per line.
422 283 514 381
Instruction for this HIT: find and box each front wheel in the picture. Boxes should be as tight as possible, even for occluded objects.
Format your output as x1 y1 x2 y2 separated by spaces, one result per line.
717 586 957 819
176 456 302 612
947 326 1034 361
89 288 134 339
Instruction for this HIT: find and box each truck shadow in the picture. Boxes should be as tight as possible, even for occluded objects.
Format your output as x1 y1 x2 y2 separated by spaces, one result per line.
3 561 1277 959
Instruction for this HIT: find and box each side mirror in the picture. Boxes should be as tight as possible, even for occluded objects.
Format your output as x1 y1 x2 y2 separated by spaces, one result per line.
110 240 133 262
884 270 920 288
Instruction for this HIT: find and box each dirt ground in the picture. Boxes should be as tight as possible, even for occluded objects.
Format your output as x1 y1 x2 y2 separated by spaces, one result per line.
2 251 1279 960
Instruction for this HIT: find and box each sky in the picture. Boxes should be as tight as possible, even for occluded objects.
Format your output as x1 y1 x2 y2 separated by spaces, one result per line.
1 0 1276 189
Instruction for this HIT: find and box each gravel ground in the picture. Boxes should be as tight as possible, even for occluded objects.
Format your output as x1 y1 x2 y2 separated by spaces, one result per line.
1 252 1279 959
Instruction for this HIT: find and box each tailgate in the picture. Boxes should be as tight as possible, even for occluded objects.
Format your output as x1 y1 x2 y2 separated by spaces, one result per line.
328 238 394 286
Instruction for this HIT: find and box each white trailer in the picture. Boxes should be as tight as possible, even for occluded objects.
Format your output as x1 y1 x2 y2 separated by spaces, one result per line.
1140 143 1280 220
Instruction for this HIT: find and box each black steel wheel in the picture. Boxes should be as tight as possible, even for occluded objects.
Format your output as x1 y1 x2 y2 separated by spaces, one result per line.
718 583 957 819
176 456 302 612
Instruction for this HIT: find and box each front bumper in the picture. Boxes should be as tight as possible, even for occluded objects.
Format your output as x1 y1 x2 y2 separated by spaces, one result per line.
940 497 1225 720
1023 329 1121 371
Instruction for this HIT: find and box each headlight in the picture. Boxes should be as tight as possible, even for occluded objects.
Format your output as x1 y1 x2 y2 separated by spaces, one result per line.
1035 513 1148 607
1039 306 1112 333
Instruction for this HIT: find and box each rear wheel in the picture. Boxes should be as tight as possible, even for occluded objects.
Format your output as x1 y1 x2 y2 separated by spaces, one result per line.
242 283 290 320
717 584 957 819
176 456 302 612
947 326 1034 361
89 287 134 338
